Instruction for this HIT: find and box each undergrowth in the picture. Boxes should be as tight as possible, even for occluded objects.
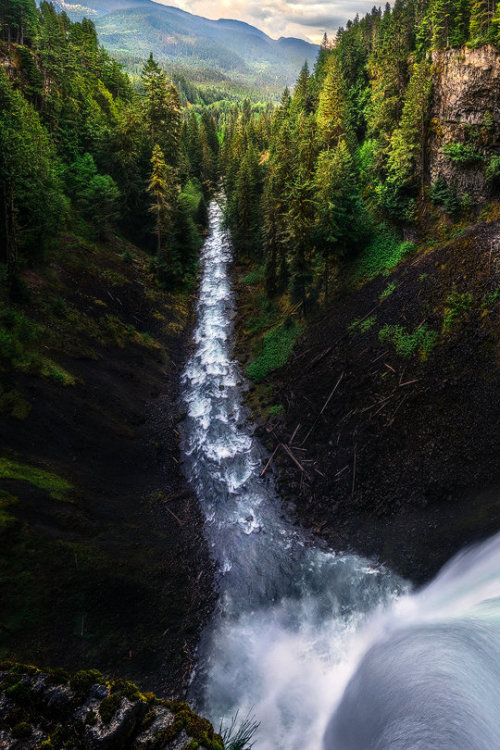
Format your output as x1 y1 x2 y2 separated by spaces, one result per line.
352 224 415 281
379 323 438 359
0 458 72 501
247 320 302 382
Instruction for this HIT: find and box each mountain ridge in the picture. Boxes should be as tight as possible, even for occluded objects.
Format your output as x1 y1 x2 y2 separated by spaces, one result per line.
51 0 318 90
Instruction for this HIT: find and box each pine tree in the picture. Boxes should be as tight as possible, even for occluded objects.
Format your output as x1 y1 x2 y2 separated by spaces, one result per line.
148 144 177 259
316 54 350 150
290 62 312 117
386 59 432 210
470 0 496 42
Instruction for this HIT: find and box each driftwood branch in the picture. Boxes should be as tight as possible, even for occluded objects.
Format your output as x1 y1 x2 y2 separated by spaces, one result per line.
260 444 280 477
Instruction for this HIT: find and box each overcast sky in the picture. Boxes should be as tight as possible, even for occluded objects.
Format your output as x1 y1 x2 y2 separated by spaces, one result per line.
154 0 379 43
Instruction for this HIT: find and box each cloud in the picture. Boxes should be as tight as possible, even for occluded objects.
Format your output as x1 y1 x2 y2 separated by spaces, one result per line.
153 0 379 43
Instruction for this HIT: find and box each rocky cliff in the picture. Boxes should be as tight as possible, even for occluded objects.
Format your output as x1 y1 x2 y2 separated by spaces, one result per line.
0 663 223 750
429 45 500 201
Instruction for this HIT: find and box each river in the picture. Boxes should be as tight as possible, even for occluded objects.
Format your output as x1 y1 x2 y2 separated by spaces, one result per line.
180 200 500 750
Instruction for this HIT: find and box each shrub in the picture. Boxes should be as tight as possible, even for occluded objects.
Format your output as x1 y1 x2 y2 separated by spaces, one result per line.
353 224 415 280
429 177 460 216
486 156 500 185
379 323 438 359
247 320 301 382
268 404 285 416
349 315 377 333
443 289 473 329
442 143 485 165
242 269 262 286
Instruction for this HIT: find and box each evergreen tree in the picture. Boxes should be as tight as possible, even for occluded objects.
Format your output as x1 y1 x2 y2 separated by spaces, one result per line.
386 59 433 212
316 54 350 149
148 144 177 259
470 0 496 42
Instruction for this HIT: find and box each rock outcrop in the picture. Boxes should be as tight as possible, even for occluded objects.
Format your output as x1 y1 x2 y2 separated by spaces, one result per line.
429 45 500 201
0 663 223 750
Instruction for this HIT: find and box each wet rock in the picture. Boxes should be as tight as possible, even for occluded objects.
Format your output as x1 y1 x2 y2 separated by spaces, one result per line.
131 706 175 748
84 697 147 749
0 664 221 750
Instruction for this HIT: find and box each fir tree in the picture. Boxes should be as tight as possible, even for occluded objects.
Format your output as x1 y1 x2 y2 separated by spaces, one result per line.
148 144 177 259
316 54 350 149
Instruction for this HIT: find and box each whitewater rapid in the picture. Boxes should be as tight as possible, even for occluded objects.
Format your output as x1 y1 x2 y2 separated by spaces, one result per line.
180 201 500 750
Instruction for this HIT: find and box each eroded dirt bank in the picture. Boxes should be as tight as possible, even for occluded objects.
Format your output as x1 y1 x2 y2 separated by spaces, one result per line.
238 220 500 583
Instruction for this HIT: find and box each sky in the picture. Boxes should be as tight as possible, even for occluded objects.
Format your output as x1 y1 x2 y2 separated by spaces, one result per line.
154 0 379 43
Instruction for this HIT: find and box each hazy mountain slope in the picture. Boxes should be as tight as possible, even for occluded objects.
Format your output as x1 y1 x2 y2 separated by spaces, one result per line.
53 0 317 88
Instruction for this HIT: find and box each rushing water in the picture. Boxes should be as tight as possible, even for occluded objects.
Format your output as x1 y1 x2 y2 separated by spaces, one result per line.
180 201 500 749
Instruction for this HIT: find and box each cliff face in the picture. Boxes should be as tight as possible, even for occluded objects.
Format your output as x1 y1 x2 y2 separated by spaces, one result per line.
429 45 500 201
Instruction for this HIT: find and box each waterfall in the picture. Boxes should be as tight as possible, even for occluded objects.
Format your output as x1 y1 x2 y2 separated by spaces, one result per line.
180 200 500 750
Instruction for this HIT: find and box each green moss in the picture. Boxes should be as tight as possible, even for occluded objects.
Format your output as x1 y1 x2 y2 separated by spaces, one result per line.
40 359 77 386
109 677 141 701
0 386 32 420
69 669 103 696
0 491 17 531
247 320 302 383
6 681 31 705
379 323 438 359
99 693 122 723
0 458 72 501
153 702 223 750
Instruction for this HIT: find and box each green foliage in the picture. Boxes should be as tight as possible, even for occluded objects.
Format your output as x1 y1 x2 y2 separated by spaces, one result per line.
242 270 262 286
379 323 438 358
429 177 460 215
221 713 260 750
0 307 76 385
349 315 377 332
443 289 474 328
353 225 416 280
482 289 499 306
247 320 302 382
380 281 397 300
268 404 285 416
0 8 207 297
0 458 72 500
442 143 485 165
384 60 432 214
486 155 500 185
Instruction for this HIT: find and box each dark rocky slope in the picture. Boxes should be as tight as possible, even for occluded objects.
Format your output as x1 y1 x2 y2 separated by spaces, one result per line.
0 234 213 695
0 662 223 749
242 219 500 583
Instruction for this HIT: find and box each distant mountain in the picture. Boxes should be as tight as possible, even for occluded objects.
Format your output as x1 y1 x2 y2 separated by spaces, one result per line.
52 0 318 90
